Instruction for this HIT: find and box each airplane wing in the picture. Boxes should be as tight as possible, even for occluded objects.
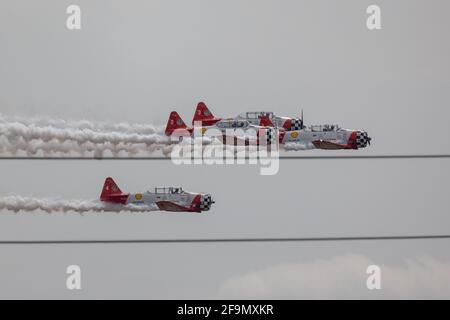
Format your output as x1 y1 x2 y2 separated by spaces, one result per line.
155 201 199 213
312 140 351 150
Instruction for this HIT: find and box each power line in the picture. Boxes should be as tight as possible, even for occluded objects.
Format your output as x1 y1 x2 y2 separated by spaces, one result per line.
1 234 450 245
0 154 450 160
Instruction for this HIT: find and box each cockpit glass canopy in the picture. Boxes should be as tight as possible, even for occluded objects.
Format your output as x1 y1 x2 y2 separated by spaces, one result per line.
239 111 274 119
233 121 246 128
154 187 184 194
217 120 248 129
310 124 340 132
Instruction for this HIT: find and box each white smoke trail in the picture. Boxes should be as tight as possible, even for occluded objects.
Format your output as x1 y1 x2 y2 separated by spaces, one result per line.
0 113 272 156
283 142 315 151
0 123 169 145
0 114 159 135
0 113 174 156
0 196 158 213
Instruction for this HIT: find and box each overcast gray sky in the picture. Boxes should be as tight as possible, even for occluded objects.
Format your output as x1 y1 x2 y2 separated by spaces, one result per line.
0 0 450 299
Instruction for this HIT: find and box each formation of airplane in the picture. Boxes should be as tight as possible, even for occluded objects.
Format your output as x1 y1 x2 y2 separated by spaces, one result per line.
1 101 372 215
100 177 214 213
165 102 372 150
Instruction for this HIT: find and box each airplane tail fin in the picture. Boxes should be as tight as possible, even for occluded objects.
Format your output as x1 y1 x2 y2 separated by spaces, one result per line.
259 115 275 127
165 111 188 136
192 102 215 125
100 177 123 200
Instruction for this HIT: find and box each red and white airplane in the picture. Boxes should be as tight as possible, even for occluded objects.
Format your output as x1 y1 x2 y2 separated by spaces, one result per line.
187 101 371 150
192 101 303 131
165 109 277 146
100 177 214 212
279 123 371 150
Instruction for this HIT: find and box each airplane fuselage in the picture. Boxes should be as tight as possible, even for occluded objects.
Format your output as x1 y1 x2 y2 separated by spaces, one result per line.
100 178 214 213
280 126 370 149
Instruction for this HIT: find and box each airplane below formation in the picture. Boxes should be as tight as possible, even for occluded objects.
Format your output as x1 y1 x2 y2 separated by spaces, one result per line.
100 177 214 213
165 102 371 150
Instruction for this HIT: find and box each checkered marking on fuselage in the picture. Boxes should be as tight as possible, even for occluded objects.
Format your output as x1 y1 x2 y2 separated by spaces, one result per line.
199 194 213 210
264 128 276 145
291 119 303 130
356 131 370 148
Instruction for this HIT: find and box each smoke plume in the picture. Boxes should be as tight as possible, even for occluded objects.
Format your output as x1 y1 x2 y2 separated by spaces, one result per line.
0 196 158 213
0 114 173 156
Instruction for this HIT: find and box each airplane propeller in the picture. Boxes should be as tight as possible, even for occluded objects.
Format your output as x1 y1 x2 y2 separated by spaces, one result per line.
300 109 304 129
363 129 372 145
